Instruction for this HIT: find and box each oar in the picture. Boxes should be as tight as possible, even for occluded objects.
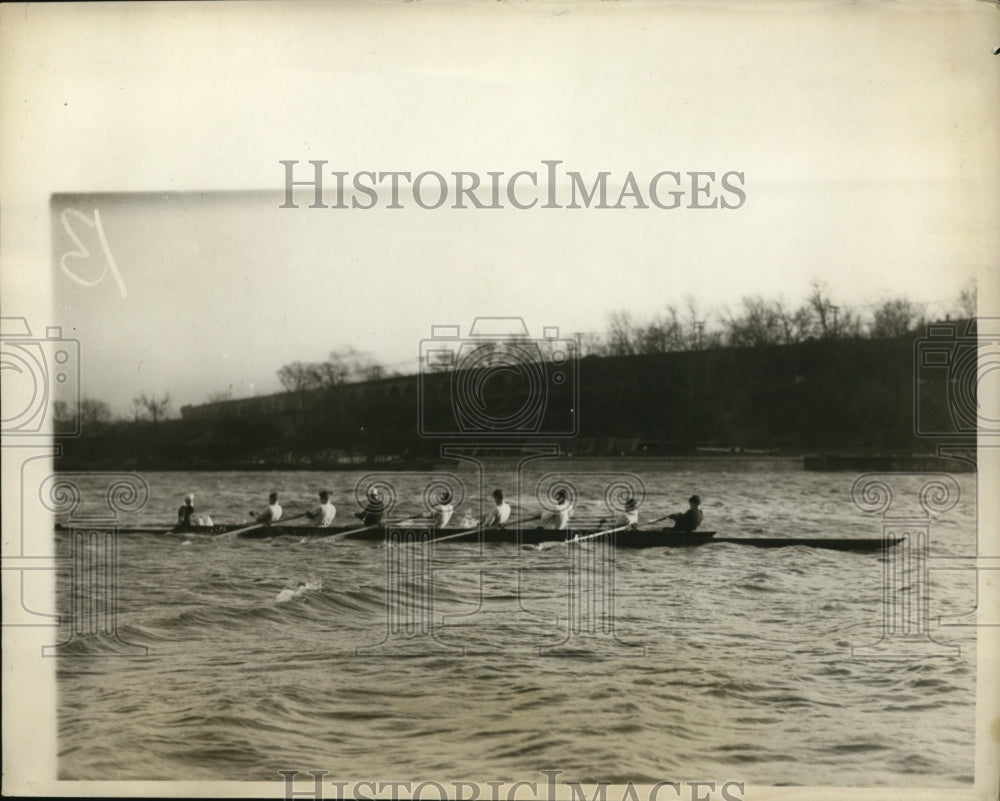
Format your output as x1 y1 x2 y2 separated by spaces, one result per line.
537 514 673 551
371 514 480 545
572 514 671 544
319 510 446 543
426 514 543 545
425 526 482 544
218 511 308 541
323 522 385 541
536 522 628 551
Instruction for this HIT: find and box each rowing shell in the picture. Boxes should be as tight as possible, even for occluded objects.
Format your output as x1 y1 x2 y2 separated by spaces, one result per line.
54 523 903 552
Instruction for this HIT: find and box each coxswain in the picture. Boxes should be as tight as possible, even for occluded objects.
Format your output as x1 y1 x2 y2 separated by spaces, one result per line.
482 489 512 528
355 488 385 526
305 490 337 528
253 492 283 525
541 489 574 530
177 493 196 529
616 497 639 530
668 495 703 532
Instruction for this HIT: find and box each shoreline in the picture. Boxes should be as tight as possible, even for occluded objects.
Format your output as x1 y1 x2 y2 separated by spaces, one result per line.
51 452 975 473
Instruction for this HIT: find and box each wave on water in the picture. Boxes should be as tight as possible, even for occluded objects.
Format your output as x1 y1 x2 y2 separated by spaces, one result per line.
275 578 323 603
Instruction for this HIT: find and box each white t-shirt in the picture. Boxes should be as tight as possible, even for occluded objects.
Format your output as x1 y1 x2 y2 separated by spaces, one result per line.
615 510 639 528
483 502 512 527
261 503 283 523
312 502 336 527
542 501 573 530
432 503 454 528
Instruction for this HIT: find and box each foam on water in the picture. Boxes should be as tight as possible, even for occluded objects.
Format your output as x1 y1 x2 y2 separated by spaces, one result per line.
275 578 323 603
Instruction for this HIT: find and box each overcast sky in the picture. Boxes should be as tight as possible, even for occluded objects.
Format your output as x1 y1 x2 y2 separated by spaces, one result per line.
4 1 998 416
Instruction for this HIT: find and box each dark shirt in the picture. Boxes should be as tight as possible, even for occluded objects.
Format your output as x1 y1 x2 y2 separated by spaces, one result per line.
355 502 385 526
669 508 703 532
177 504 194 528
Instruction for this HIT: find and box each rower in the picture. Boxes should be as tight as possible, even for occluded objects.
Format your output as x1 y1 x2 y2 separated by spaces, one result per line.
252 492 283 525
305 490 337 528
616 497 639 530
177 493 196 528
482 489 511 528
431 492 454 528
668 495 703 532
355 488 385 526
541 489 573 530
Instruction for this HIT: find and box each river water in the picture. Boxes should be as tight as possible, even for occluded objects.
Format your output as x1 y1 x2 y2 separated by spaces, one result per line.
52 464 978 787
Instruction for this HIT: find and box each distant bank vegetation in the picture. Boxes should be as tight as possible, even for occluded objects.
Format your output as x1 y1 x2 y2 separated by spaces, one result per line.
267 280 978 396
52 280 977 469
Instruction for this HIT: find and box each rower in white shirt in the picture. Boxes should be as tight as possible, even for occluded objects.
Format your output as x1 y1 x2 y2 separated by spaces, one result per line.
306 490 337 527
615 497 639 530
253 492 283 525
541 489 573 530
482 489 512 528
431 492 454 528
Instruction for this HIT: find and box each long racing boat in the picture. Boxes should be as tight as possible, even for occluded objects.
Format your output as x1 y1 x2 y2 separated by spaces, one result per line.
54 523 903 552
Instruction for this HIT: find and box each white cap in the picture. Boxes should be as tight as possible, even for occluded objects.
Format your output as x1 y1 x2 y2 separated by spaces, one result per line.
184 493 194 502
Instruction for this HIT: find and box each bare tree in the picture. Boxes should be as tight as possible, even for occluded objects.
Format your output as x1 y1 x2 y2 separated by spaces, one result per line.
607 311 638 356
361 363 385 381
774 301 813 344
424 351 455 373
805 281 863 338
837 308 864 338
314 358 349 388
132 392 172 427
277 361 322 392
279 348 389 389
79 398 112 431
325 348 361 385
351 353 387 382
956 277 976 319
807 281 835 338
52 400 74 433
634 307 684 354
683 296 711 350
869 297 923 338
322 347 385 385
573 331 605 357
604 299 732 353
723 296 786 347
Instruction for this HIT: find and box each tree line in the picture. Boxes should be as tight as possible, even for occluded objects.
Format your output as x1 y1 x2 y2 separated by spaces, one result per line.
269 281 977 390
53 392 173 433
52 278 976 430
276 347 389 392
584 280 975 357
